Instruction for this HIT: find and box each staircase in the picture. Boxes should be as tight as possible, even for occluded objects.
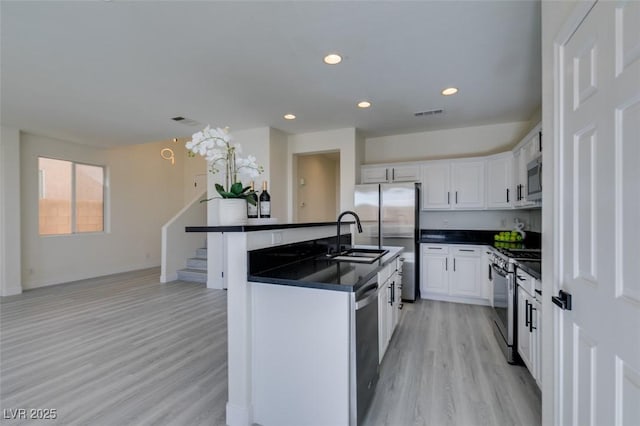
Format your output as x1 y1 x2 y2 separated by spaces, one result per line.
177 247 207 283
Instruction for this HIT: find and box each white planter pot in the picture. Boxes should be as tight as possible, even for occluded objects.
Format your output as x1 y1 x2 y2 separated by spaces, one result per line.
210 198 248 226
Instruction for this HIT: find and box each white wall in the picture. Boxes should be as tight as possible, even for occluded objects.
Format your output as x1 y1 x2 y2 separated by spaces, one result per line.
0 126 22 296
269 128 288 222
421 209 541 232
288 128 358 222
365 121 533 163
20 132 186 289
180 138 207 205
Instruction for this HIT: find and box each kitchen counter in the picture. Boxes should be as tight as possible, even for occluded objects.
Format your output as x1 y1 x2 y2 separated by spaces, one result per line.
249 246 403 292
420 229 541 249
186 220 354 233
515 260 541 280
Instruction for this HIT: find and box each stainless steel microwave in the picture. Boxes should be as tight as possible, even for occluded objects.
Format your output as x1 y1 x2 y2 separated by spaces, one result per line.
527 156 542 201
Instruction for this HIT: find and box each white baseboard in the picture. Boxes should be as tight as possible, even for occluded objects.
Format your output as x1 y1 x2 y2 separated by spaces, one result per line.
420 292 490 306
226 401 252 426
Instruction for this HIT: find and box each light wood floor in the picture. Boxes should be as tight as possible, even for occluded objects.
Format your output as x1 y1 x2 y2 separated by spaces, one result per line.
1 268 540 425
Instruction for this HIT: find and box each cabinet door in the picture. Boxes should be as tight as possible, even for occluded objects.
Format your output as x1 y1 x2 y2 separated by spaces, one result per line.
421 163 451 210
486 154 513 208
449 254 482 298
420 249 449 296
517 287 534 373
362 166 389 184
451 160 485 209
378 280 389 363
532 298 541 386
391 165 420 182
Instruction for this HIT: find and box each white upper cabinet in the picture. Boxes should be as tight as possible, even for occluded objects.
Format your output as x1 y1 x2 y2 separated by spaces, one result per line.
421 163 451 209
421 160 485 210
361 164 420 184
451 160 485 209
512 124 542 207
486 153 514 209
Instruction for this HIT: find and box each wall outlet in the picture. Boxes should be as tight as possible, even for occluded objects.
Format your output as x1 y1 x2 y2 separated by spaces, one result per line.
500 218 507 228
443 219 449 227
271 232 283 245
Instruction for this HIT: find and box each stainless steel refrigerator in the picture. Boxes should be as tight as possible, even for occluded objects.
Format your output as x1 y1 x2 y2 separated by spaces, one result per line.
354 183 420 301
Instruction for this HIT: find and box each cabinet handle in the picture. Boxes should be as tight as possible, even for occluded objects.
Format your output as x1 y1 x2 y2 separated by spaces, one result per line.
529 304 536 332
506 188 510 203
525 299 530 328
445 258 448 271
389 282 394 306
428 247 443 250
455 191 458 204
447 192 450 204
488 264 492 280
453 258 456 271
539 131 542 152
385 169 389 181
392 168 395 181
459 249 474 252
517 184 521 201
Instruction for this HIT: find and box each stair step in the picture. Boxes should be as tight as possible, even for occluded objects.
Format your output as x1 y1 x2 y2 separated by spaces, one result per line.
196 248 207 258
177 268 207 283
186 257 207 269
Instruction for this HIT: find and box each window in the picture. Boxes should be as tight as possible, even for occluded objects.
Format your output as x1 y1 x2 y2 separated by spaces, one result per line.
38 157 105 235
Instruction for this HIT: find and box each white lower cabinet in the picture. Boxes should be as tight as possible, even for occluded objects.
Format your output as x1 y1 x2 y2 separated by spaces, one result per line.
378 261 402 363
517 274 541 387
420 244 488 304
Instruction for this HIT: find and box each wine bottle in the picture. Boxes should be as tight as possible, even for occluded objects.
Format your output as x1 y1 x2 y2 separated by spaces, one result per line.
247 181 259 219
259 181 271 218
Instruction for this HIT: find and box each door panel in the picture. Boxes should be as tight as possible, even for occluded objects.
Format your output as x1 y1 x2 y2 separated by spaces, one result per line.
558 2 640 425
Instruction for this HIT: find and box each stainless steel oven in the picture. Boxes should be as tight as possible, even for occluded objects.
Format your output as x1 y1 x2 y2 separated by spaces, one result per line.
350 278 380 425
490 251 518 364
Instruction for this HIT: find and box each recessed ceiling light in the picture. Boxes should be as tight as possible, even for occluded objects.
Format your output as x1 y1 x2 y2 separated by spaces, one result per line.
323 53 342 65
284 114 296 120
357 101 372 108
441 87 459 96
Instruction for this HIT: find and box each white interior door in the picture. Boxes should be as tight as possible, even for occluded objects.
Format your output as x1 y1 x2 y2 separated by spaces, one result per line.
557 1 640 425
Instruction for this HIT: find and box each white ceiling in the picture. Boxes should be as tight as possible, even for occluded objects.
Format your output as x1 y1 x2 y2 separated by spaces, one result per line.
1 1 541 147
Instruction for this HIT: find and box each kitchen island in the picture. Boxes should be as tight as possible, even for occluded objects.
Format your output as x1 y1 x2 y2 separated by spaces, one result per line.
187 223 403 426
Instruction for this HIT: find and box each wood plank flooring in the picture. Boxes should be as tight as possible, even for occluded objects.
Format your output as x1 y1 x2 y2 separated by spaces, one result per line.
1 268 228 426
363 300 541 426
1 268 540 425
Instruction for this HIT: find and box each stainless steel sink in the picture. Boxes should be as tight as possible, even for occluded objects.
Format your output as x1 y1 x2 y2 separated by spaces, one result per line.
327 248 388 264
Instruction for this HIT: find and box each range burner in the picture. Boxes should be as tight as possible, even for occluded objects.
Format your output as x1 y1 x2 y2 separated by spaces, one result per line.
496 248 541 260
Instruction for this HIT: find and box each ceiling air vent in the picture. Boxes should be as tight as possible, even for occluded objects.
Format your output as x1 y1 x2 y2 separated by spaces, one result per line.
414 109 444 117
171 116 202 127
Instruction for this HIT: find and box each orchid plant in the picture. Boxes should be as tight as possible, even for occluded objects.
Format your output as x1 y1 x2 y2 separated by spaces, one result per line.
185 126 263 203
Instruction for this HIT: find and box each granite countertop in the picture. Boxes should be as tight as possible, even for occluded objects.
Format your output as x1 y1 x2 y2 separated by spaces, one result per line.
515 261 541 280
249 246 403 293
186 221 353 233
419 229 542 249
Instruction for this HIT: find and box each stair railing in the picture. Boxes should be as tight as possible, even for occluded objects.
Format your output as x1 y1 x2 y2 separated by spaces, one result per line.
160 190 207 283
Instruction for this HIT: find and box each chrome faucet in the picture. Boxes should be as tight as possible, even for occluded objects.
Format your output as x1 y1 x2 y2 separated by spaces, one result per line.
335 210 363 254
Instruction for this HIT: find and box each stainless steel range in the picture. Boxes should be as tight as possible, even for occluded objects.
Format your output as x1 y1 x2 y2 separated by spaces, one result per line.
489 247 541 364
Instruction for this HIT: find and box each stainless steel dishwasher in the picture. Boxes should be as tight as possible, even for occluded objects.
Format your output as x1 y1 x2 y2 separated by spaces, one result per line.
350 276 380 426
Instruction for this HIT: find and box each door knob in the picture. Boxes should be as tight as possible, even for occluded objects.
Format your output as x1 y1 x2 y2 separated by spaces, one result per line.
552 290 572 310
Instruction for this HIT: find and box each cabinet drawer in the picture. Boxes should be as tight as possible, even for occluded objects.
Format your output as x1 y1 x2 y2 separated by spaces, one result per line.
516 270 535 296
422 244 449 254
451 246 481 257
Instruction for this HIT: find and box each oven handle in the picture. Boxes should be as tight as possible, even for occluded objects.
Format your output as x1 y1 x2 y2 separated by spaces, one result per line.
491 263 509 278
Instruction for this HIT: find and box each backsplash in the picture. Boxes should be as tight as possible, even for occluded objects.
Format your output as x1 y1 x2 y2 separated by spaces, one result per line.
420 209 541 232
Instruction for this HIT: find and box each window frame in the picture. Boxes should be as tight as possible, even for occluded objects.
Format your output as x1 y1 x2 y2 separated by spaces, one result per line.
38 156 108 236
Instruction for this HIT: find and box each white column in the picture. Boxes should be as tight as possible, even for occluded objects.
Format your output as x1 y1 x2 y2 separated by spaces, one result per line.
0 126 22 296
225 232 253 425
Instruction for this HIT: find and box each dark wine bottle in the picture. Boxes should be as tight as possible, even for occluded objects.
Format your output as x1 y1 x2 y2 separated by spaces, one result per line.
247 181 258 219
259 181 271 218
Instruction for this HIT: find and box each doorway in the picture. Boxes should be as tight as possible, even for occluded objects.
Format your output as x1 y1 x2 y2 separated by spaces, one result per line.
294 152 340 222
